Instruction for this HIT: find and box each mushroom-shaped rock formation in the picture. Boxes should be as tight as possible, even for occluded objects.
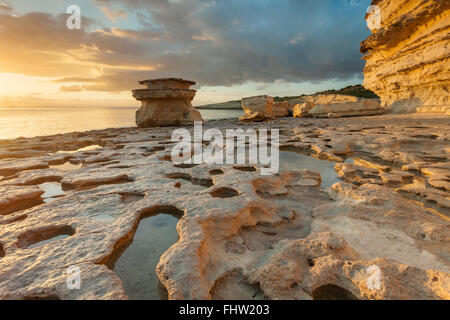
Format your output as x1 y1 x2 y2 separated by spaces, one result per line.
132 78 203 127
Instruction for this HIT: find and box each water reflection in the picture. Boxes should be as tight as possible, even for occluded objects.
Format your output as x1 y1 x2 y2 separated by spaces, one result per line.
0 107 243 140
38 182 65 202
279 151 340 188
57 145 102 154
113 214 179 300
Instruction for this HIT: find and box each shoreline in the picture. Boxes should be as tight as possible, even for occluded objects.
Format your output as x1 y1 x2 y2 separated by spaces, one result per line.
195 107 242 110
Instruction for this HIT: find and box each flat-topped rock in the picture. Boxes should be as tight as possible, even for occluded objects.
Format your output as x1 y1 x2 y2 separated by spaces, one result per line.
132 88 196 100
138 78 196 90
132 78 203 127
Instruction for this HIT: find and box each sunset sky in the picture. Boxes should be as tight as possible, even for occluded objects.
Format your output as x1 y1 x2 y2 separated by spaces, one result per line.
0 0 372 107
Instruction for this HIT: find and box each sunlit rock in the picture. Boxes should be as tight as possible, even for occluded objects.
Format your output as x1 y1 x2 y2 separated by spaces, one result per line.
0 114 448 300
293 102 315 118
132 78 203 127
239 95 274 122
273 101 290 117
293 97 384 118
309 99 384 118
361 0 450 114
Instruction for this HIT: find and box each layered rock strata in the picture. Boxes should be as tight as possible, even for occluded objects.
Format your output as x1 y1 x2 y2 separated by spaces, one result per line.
242 94 383 120
132 78 203 127
361 0 450 114
272 101 290 117
292 96 383 118
288 94 360 113
308 99 384 118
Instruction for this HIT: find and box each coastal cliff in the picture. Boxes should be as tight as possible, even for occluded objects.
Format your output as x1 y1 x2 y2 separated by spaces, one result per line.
361 0 450 114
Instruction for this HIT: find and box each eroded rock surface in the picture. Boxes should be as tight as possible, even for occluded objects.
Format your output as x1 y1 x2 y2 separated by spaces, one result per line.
133 78 203 127
273 101 290 118
308 99 384 118
239 95 274 122
361 0 450 114
0 114 448 300
290 94 383 118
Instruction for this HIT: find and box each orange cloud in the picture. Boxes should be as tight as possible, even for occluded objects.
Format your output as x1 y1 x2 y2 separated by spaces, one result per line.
0 12 161 93
60 85 83 92
98 6 127 21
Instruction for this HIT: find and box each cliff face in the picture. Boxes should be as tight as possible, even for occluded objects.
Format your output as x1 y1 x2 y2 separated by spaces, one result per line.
361 0 450 114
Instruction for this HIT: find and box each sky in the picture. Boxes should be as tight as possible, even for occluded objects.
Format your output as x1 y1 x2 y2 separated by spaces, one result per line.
0 0 372 107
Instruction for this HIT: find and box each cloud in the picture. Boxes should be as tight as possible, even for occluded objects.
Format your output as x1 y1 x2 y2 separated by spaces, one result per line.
98 5 127 21
109 0 372 86
288 33 305 45
55 69 152 92
0 12 156 79
1 0 372 94
106 27 166 40
60 85 83 92
192 31 218 42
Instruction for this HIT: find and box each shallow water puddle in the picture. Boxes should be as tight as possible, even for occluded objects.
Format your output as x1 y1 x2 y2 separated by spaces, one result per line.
49 162 82 171
113 214 179 300
18 225 76 249
38 182 65 202
56 145 102 154
345 158 354 164
279 151 340 188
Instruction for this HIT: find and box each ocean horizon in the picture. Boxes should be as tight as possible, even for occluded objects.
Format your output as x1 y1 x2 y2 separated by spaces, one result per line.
0 106 243 140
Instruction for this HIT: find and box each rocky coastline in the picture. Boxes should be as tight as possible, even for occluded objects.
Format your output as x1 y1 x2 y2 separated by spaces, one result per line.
0 0 449 301
0 114 448 300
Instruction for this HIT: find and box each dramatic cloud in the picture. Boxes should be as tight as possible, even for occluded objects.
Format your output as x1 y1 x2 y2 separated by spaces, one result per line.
0 0 372 94
0 12 156 76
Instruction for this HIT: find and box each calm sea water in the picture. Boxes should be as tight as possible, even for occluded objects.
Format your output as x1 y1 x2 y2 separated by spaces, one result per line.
0 107 243 140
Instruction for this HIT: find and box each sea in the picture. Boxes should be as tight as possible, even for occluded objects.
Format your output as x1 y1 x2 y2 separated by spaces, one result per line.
0 107 244 140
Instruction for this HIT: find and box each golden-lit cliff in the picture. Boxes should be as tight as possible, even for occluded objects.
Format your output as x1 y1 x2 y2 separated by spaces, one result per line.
361 0 450 114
